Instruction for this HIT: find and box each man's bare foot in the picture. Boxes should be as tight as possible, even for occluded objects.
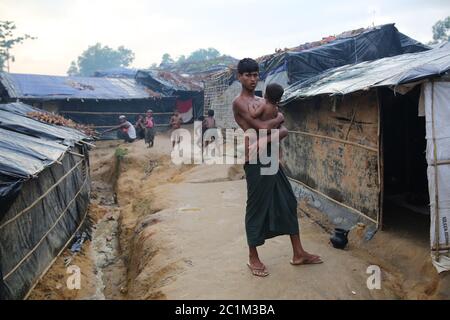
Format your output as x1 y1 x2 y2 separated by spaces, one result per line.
290 252 323 265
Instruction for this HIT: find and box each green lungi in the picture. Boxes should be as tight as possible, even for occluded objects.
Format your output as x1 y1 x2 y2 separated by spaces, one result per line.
244 161 299 247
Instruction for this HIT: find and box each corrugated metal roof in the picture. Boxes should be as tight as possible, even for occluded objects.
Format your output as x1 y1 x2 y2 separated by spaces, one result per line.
0 73 154 100
281 42 450 105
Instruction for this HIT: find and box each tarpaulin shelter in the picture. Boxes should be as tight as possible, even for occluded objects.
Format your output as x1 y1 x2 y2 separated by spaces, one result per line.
93 67 138 79
136 70 204 123
0 73 176 139
279 42 450 273
260 24 430 89
205 24 430 129
0 102 91 299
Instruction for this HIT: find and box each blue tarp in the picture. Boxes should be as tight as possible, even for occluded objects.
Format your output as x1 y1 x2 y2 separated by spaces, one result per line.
0 73 152 100
0 111 87 146
0 103 88 178
0 102 88 215
93 67 138 78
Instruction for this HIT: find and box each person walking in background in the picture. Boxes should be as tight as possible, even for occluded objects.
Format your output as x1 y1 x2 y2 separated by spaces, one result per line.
145 109 156 148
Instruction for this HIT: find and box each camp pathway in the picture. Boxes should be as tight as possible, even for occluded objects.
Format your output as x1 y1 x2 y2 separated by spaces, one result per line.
121 137 399 300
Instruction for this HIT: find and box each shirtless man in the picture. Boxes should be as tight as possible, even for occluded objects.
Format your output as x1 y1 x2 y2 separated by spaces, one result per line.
232 58 322 277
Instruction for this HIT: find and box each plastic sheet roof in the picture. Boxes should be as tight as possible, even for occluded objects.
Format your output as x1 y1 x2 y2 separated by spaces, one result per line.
136 70 203 96
259 24 430 84
0 72 153 100
281 42 450 105
0 102 88 179
93 67 138 78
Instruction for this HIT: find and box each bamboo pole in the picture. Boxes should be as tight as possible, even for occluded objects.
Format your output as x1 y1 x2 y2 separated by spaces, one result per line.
3 176 89 281
345 110 356 140
0 159 85 230
75 140 97 148
23 203 90 300
288 130 378 153
376 90 383 230
288 176 378 225
431 81 441 261
430 160 450 166
68 150 84 158
59 111 173 115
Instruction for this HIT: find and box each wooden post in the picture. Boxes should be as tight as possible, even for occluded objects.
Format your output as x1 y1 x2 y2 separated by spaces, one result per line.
431 81 441 260
376 89 384 230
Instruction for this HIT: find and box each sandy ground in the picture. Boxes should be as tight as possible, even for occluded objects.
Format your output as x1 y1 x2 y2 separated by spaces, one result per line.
29 129 450 300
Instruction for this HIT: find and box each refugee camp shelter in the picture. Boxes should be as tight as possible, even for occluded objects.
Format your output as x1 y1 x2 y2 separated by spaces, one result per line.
279 42 450 273
0 102 91 299
205 24 429 129
93 67 138 79
136 70 204 123
0 73 176 139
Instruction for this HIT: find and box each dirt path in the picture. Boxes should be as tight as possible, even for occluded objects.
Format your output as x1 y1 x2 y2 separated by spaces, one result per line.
111 135 400 300
29 131 449 300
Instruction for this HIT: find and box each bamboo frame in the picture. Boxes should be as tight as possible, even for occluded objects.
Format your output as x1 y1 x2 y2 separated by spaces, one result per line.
376 90 383 230
0 159 85 230
23 204 90 300
287 130 378 153
68 150 84 158
3 176 89 281
59 111 173 115
345 110 356 140
94 124 168 128
288 176 378 225
430 160 450 166
431 82 441 260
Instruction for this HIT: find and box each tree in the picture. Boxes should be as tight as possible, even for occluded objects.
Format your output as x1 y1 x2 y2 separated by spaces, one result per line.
0 21 35 72
432 16 450 43
67 61 79 76
186 48 221 62
177 55 186 64
68 43 135 76
160 53 174 67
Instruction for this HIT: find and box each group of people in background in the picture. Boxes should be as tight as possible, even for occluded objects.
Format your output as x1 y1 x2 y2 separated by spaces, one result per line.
102 108 217 150
102 109 155 147
135 110 156 148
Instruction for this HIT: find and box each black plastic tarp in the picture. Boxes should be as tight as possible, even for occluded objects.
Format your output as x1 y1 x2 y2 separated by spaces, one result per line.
260 24 430 85
0 148 90 300
281 42 450 104
0 128 68 179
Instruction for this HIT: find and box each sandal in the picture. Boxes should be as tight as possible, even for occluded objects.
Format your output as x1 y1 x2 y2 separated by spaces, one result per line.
247 262 269 277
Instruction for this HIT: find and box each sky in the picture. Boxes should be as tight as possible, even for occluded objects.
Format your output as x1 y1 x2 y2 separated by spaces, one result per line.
1 0 449 75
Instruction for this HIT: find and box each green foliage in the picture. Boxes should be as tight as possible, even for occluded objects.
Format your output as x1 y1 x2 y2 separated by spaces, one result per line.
186 48 220 62
68 43 135 76
432 16 450 43
157 47 238 74
114 147 128 160
67 61 79 76
0 21 35 72
160 53 174 67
